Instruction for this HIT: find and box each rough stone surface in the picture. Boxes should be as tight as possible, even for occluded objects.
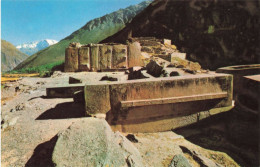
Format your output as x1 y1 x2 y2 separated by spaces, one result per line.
170 71 181 77
100 76 118 81
100 45 113 69
52 118 144 167
112 44 128 68
128 66 148 80
146 60 164 77
90 45 100 71
171 52 186 60
85 84 111 116
79 47 91 71
64 47 79 72
169 154 192 167
128 42 143 67
180 146 223 167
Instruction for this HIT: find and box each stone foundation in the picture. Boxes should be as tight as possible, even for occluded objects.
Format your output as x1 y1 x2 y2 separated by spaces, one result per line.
84 73 233 132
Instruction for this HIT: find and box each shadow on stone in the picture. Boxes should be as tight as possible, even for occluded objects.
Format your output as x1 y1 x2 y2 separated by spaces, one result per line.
25 135 58 167
28 95 56 101
173 110 259 167
36 102 86 120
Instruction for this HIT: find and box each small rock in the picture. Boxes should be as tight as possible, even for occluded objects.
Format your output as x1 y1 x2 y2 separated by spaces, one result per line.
176 65 184 68
15 103 26 111
10 109 14 113
126 134 139 143
170 71 180 77
36 81 46 85
15 86 20 92
146 60 164 77
51 71 63 78
128 67 149 80
100 76 118 81
183 68 196 74
169 154 192 167
69 77 82 84
167 63 176 68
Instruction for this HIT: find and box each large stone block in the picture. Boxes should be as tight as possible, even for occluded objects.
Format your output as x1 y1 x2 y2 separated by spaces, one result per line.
99 45 112 70
216 64 260 99
64 47 79 72
112 45 128 69
85 84 111 117
128 42 143 67
84 74 233 132
90 44 100 71
79 46 91 71
163 39 171 45
171 52 186 60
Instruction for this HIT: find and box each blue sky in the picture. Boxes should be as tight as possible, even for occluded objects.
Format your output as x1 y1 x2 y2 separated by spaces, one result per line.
2 0 144 45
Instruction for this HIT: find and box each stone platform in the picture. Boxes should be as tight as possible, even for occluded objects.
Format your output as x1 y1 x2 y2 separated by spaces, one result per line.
217 64 260 115
84 73 233 133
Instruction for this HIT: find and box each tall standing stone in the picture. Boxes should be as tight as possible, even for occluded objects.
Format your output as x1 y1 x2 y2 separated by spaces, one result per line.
64 47 79 72
112 44 128 69
128 42 143 67
79 46 91 71
90 44 100 71
99 45 113 70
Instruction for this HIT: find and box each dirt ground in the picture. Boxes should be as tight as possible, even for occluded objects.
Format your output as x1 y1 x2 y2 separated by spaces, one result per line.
1 72 258 167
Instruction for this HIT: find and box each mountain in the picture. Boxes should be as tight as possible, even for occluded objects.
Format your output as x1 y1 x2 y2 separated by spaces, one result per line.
1 40 29 72
16 39 58 56
102 0 259 70
15 1 152 70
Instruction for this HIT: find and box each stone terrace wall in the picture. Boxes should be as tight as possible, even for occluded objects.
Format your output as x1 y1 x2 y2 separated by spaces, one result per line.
130 37 171 46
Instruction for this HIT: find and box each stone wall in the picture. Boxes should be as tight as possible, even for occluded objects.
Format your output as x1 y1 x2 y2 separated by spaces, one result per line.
64 42 143 72
84 73 233 132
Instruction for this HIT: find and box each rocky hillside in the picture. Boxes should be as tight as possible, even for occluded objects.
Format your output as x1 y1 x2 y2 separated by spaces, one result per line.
102 0 259 70
15 1 152 70
1 40 29 72
16 39 58 56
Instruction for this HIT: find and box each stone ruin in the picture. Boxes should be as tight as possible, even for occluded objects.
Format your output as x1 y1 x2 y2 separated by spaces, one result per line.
64 37 187 72
48 37 234 133
64 42 143 72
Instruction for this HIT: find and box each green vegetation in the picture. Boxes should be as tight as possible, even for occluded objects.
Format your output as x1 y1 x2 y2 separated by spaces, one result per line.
8 61 64 77
208 25 215 34
15 1 151 70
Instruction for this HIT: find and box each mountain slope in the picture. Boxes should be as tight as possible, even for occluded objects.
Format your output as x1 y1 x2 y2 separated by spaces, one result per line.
102 0 259 70
1 40 29 72
16 39 58 55
15 1 151 70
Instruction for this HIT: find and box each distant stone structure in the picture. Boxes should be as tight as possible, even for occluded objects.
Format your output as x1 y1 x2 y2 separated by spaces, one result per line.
64 42 143 72
64 38 175 72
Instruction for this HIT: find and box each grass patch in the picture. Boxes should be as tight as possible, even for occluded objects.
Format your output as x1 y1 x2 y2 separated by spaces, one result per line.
7 61 64 77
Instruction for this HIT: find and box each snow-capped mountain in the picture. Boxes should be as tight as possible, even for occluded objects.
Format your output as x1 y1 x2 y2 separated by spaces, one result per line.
16 39 58 55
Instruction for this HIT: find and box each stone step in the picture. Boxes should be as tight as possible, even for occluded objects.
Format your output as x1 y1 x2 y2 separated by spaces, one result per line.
121 92 228 108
